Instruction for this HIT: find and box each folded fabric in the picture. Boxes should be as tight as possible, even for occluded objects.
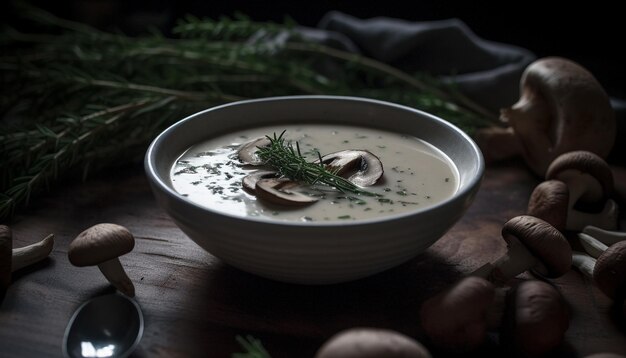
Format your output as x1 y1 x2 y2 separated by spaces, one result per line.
314 11 536 113
300 11 625 164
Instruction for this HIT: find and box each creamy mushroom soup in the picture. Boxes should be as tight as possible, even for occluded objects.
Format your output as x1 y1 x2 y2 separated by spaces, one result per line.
170 124 458 222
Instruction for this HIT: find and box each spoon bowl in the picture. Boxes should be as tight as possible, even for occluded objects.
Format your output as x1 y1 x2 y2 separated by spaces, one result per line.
63 293 144 358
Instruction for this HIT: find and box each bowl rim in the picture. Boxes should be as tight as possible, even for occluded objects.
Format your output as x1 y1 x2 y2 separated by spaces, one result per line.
144 95 484 227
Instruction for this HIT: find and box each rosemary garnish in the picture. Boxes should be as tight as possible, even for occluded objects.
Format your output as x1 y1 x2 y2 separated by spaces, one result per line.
256 132 377 196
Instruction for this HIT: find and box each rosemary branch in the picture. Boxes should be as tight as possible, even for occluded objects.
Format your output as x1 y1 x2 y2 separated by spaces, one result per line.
0 5 492 222
232 335 272 358
256 132 377 196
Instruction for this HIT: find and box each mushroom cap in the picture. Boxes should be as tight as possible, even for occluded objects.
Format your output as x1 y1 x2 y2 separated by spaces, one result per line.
546 150 614 202
502 216 571 278
503 280 569 356
593 241 626 300
0 225 12 302
527 180 569 231
68 223 135 267
315 328 431 358
237 137 271 165
501 57 615 176
318 150 384 187
419 276 495 352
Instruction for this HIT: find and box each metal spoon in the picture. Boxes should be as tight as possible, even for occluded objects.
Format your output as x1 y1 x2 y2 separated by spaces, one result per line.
63 293 144 358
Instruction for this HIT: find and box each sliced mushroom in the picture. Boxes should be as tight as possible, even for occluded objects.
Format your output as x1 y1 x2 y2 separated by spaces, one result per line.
546 151 617 230
315 328 432 358
501 280 569 356
420 276 496 352
318 150 383 186
527 180 569 232
0 225 11 303
68 223 136 297
472 215 571 285
498 57 615 176
255 178 318 206
237 137 271 165
242 170 278 193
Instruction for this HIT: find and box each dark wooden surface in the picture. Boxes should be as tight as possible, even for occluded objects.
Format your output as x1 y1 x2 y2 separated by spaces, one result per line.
1 161 625 358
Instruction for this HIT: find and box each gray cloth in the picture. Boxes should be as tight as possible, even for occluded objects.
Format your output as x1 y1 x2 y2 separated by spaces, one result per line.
308 11 536 113
300 12 625 164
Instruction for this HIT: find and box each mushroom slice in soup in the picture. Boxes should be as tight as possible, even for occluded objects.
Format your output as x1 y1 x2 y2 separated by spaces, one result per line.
237 137 271 165
242 170 278 193
255 178 318 206
318 150 384 187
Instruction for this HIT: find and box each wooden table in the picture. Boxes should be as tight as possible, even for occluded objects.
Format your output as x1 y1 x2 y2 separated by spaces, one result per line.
1 161 625 357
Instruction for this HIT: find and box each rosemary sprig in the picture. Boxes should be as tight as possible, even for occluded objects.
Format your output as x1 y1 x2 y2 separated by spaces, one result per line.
0 5 494 221
232 335 272 358
256 132 377 196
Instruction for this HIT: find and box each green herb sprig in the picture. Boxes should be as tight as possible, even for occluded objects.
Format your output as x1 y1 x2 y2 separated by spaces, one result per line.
232 335 272 358
0 4 496 221
256 132 377 196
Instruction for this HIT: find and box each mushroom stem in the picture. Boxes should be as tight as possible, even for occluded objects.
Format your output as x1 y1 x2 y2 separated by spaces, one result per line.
578 233 608 259
97 258 135 297
484 235 539 285
564 173 600 208
571 251 596 278
11 234 54 272
566 199 618 231
584 226 626 246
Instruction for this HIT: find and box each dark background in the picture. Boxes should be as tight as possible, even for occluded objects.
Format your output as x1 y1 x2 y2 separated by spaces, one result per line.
3 0 625 98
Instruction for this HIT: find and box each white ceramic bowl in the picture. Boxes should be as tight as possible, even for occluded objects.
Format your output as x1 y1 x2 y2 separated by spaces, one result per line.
145 96 483 284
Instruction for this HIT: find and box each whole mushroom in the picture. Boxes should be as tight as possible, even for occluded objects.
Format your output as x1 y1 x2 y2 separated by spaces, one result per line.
546 151 618 231
472 216 571 285
527 180 569 232
419 276 495 352
593 242 626 300
501 280 569 356
571 241 626 301
489 57 615 176
68 223 136 297
315 328 431 358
